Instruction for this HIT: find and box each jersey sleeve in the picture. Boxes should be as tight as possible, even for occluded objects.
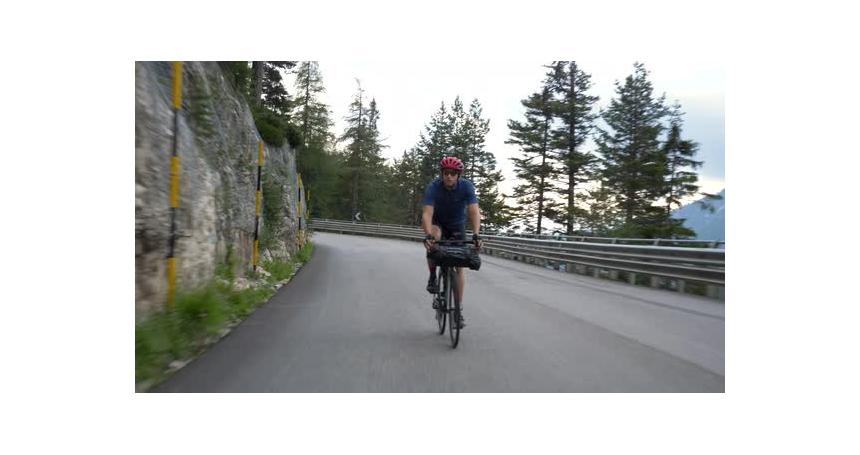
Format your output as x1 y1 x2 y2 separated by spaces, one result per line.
422 182 436 206
465 180 478 204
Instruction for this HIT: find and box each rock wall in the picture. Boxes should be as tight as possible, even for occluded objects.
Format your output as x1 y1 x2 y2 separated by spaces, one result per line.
135 61 300 317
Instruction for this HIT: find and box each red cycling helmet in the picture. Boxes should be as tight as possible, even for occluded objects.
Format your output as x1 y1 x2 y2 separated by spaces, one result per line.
440 156 464 173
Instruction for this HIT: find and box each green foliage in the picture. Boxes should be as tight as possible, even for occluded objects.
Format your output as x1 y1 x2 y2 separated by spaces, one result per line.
136 239 317 388
385 97 511 229
579 184 621 236
261 63 292 114
187 80 216 139
292 62 339 219
136 312 182 382
174 285 228 340
595 62 670 227
252 106 287 147
250 104 303 149
220 61 252 94
336 81 389 221
283 122 302 150
243 61 302 149
662 102 704 219
544 61 600 235
296 242 314 263
226 285 275 319
507 83 559 235
136 283 255 385
262 258 294 283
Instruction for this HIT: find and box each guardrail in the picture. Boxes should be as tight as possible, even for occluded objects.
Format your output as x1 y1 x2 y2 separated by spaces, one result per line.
484 232 724 249
309 218 725 300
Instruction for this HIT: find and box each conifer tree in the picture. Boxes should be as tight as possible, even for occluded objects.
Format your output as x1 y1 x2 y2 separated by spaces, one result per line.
293 61 336 218
662 102 703 217
595 62 669 236
580 182 621 236
337 82 386 221
546 61 599 235
507 84 559 235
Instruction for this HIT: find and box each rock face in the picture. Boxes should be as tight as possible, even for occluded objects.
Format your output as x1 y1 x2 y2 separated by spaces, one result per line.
135 61 300 317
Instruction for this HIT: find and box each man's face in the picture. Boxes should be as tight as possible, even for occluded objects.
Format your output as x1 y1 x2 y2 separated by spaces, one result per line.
442 169 459 188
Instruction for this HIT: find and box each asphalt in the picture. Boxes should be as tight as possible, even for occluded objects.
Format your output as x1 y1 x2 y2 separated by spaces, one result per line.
153 232 724 392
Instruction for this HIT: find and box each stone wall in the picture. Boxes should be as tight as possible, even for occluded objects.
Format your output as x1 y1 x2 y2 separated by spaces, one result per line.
135 61 299 317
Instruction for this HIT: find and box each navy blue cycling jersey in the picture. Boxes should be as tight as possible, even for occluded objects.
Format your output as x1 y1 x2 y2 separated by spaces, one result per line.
422 177 478 227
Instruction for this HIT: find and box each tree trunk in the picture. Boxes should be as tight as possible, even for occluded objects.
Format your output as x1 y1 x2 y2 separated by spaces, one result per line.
537 104 550 236
625 190 634 224
303 66 311 148
253 61 264 108
352 171 358 217
567 61 577 236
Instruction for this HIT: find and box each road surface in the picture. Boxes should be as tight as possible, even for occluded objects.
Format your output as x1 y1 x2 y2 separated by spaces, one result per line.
154 232 724 392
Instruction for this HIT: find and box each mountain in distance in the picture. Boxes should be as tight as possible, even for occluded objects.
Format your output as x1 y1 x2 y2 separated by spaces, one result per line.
672 189 725 241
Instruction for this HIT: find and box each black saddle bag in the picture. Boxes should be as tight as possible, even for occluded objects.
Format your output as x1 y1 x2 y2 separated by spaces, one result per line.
428 244 481 271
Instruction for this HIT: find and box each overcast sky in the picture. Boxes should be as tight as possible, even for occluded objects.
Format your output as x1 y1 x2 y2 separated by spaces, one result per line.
285 60 724 204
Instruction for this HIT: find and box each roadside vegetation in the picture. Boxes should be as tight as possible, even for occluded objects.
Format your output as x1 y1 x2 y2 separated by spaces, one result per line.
135 242 314 390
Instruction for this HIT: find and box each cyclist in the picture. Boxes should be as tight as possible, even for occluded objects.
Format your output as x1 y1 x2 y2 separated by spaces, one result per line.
422 155 483 328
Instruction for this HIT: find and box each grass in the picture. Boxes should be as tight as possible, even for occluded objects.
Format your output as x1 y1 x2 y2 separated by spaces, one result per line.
262 258 293 284
296 241 313 263
136 240 314 390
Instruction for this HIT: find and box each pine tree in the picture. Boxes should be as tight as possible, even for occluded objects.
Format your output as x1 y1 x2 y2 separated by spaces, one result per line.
595 62 670 237
546 61 600 235
337 82 387 221
390 148 423 224
242 61 300 147
293 61 337 218
363 98 391 221
580 182 621 236
250 61 296 113
660 102 703 237
662 102 703 211
507 83 559 235
417 102 454 181
341 80 367 218
409 97 513 230
261 63 291 115
252 61 264 107
462 99 511 230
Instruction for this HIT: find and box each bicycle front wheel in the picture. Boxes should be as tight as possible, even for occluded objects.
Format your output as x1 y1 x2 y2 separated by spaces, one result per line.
448 268 460 348
435 272 446 335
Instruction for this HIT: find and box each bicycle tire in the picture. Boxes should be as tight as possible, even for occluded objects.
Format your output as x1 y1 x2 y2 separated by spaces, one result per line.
448 267 460 348
435 271 446 334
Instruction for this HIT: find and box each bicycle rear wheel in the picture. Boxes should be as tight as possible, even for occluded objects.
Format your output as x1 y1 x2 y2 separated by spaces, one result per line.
448 268 460 348
435 272 446 334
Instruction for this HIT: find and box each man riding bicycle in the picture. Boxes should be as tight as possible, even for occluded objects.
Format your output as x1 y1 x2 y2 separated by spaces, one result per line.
422 155 483 328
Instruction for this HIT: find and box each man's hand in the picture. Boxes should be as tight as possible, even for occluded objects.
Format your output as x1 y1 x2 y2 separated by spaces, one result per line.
424 234 436 252
472 233 483 250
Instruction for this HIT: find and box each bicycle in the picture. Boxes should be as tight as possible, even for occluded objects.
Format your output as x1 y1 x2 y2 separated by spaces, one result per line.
429 238 474 348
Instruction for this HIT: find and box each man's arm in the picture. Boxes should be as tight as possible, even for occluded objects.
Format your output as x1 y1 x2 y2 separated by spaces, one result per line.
422 205 435 236
422 205 435 251
467 203 481 236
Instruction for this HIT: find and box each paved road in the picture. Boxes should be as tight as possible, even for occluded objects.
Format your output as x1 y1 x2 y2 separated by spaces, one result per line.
154 232 724 392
